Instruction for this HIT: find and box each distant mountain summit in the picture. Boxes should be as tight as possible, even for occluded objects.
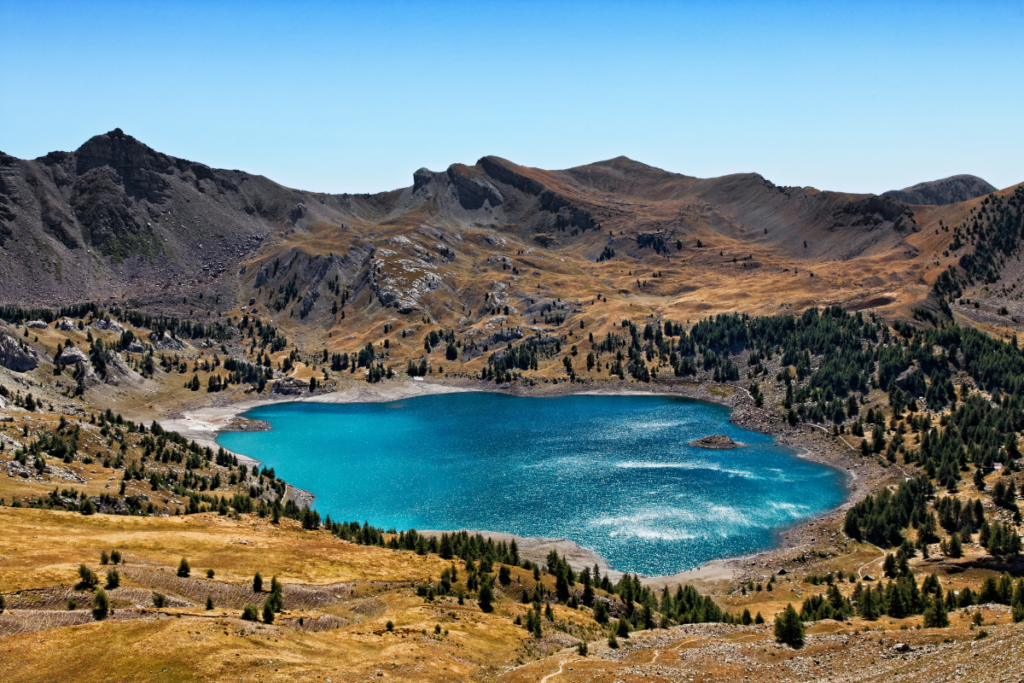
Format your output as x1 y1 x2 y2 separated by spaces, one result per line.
882 174 996 206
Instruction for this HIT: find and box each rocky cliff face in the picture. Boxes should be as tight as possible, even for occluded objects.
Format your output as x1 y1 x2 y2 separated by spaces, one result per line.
0 331 38 372
0 129 387 306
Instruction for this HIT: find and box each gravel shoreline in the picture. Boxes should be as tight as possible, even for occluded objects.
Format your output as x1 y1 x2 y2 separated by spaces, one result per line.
161 376 890 587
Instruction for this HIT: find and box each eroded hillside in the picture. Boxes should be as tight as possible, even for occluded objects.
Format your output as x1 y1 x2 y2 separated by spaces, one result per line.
4 129 1021 368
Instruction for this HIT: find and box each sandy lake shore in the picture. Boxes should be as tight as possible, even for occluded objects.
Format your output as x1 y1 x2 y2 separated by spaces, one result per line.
158 376 890 588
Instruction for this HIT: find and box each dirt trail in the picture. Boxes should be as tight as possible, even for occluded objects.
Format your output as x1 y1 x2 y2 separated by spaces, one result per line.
539 657 570 683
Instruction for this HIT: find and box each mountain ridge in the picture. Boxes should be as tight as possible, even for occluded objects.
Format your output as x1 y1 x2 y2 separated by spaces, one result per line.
882 174 997 206
1 129 1021 347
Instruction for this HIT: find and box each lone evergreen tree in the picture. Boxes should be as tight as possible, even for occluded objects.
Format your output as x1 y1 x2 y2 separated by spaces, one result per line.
774 604 804 645
177 558 191 578
478 578 494 613
253 572 263 593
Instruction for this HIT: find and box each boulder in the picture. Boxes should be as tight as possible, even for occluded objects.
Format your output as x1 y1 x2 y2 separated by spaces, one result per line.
148 331 186 351
272 377 308 395
54 318 78 331
288 202 306 224
59 346 89 365
126 341 146 354
92 319 125 333
25 320 48 329
0 333 38 372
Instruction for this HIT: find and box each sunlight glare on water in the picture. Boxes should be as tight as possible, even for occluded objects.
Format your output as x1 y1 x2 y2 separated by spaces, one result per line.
217 393 846 576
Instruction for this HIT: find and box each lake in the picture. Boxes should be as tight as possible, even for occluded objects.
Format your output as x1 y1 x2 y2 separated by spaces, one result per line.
216 392 846 576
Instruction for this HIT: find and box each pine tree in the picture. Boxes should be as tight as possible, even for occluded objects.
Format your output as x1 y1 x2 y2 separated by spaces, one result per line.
478 579 494 613
774 604 805 645
177 558 191 577
253 572 263 593
948 532 963 558
923 597 949 628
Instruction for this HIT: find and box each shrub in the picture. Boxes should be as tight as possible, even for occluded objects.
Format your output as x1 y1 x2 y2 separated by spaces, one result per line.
77 564 99 590
80 498 95 515
100 551 110 565
262 600 275 624
92 589 110 620
386 620 394 632
177 558 190 578
106 568 120 589
206 596 214 610
152 592 168 608
110 550 122 565
206 569 215 579
0 593 5 614
241 604 259 621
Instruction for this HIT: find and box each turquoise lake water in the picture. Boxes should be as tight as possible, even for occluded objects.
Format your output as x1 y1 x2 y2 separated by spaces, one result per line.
216 392 846 576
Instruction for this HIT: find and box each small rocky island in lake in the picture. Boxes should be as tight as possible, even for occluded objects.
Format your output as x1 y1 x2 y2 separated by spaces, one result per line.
688 434 745 449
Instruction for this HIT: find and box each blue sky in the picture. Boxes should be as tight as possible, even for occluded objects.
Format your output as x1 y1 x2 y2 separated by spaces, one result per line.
2 1 1022 194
